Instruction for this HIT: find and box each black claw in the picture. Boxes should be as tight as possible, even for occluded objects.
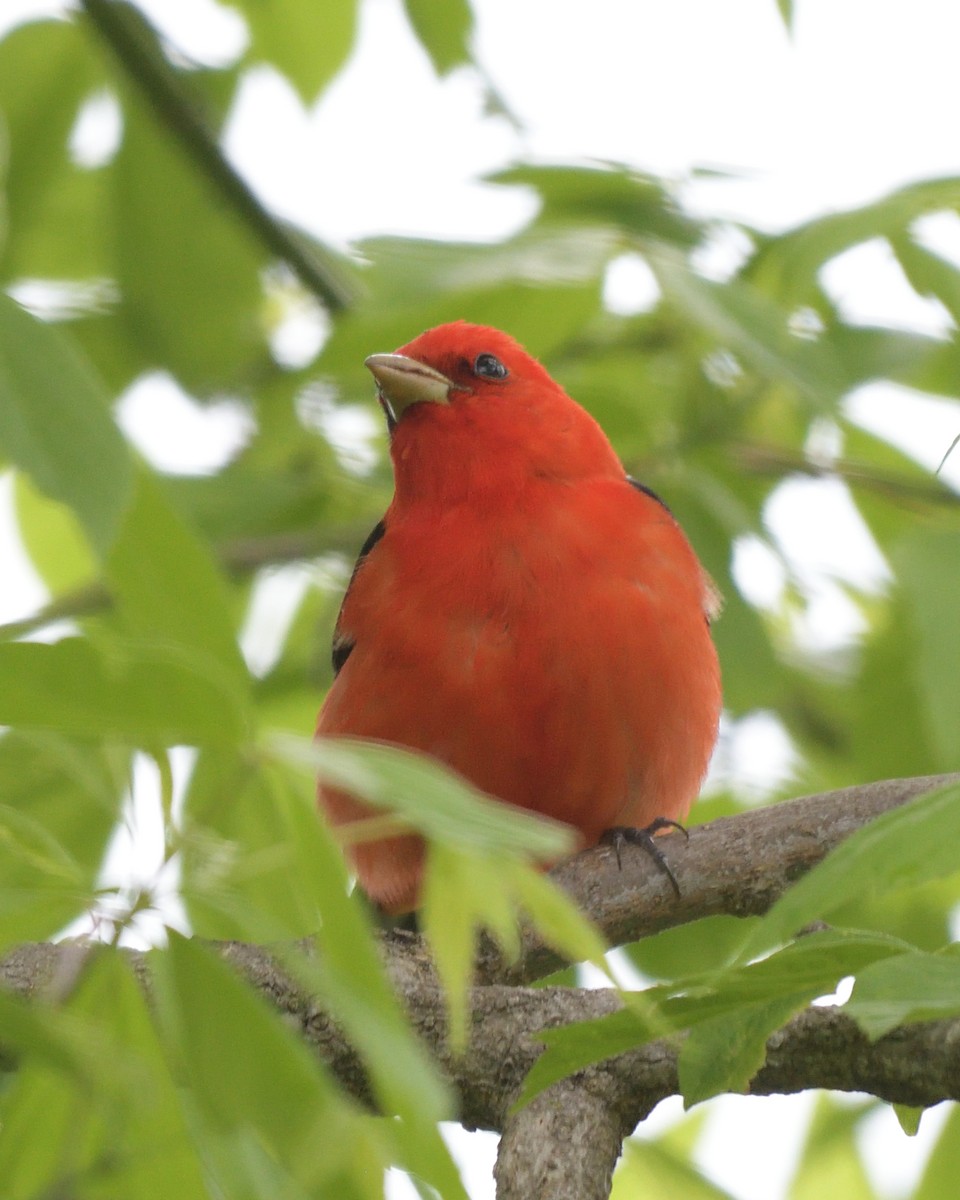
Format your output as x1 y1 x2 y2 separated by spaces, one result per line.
601 819 688 898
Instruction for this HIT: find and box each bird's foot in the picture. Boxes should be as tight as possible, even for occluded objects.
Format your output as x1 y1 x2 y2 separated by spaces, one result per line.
601 818 689 898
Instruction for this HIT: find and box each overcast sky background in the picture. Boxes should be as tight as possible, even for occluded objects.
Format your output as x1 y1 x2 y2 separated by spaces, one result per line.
2 1 959 1197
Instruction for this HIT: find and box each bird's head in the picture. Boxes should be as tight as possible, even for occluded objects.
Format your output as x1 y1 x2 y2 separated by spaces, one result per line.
365 321 621 503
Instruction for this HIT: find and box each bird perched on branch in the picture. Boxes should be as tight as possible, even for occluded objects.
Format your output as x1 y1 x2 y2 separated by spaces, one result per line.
317 321 721 913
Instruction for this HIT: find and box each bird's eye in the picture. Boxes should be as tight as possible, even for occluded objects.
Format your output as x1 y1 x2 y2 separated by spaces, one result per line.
473 353 509 380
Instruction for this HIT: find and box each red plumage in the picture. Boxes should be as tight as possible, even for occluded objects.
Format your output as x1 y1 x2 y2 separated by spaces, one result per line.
317 322 721 912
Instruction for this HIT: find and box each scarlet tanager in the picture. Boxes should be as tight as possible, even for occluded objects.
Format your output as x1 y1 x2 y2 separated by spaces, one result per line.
317 322 721 913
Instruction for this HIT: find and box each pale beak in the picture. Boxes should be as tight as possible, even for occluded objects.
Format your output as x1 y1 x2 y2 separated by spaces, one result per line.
365 353 453 424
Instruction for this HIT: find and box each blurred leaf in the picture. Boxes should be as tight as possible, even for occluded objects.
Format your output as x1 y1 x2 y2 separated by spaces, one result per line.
788 1094 878 1200
13 471 97 595
742 782 960 958
747 176 960 304
181 746 459 1183
154 934 379 1198
623 913 762 981
0 637 248 745
112 81 268 393
0 19 104 278
891 234 960 327
233 0 359 102
0 948 209 1199
403 0 473 74
649 245 846 405
422 846 608 1051
107 471 251 697
493 162 702 247
0 732 122 950
775 0 795 32
0 294 133 556
612 1137 740 1199
896 527 960 766
893 1104 924 1136
845 951 960 1039
277 733 575 858
913 1103 960 1198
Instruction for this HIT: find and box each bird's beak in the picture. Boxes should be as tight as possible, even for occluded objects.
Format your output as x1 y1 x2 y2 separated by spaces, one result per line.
365 353 453 424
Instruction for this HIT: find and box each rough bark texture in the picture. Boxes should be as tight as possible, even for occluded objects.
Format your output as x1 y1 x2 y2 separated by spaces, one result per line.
2 772 959 1199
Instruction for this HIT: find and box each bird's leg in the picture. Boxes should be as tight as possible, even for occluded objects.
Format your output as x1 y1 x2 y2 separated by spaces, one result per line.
601 817 689 897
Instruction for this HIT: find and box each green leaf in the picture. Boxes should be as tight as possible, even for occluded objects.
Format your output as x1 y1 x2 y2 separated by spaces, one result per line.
0 294 134 556
648 244 846 405
506 861 609 974
182 749 458 1175
182 749 341 941
154 934 389 1197
276 732 575 858
421 845 608 1053
678 993 808 1106
492 162 702 246
0 949 209 1200
0 732 123 950
913 1102 960 1198
891 234 960 327
742 782 960 958
0 19 104 279
160 933 342 1132
517 930 906 1108
403 0 473 74
106 471 251 697
232 0 359 102
112 81 267 393
0 637 248 746
775 0 795 32
13 471 97 595
893 1104 924 1136
896 528 960 766
747 176 960 304
788 1094 878 1200
845 951 960 1040
612 1138 740 1200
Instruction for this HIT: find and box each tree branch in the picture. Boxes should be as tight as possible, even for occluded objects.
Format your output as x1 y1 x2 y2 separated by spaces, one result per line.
3 773 959 1199
476 772 960 985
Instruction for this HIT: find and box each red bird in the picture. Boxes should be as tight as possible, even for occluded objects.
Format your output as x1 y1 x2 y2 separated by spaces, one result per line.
317 322 721 913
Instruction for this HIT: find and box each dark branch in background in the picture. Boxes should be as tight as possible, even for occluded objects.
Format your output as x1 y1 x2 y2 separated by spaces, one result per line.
78 0 357 312
0 521 376 641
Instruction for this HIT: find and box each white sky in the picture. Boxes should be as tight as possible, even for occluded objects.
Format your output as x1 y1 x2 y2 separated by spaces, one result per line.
2 1 959 1196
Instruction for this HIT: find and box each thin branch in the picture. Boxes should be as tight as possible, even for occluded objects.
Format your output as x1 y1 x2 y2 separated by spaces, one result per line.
733 442 959 506
78 0 357 312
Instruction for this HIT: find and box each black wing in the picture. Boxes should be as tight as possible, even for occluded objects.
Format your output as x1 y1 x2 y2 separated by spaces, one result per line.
626 475 672 515
331 518 386 676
